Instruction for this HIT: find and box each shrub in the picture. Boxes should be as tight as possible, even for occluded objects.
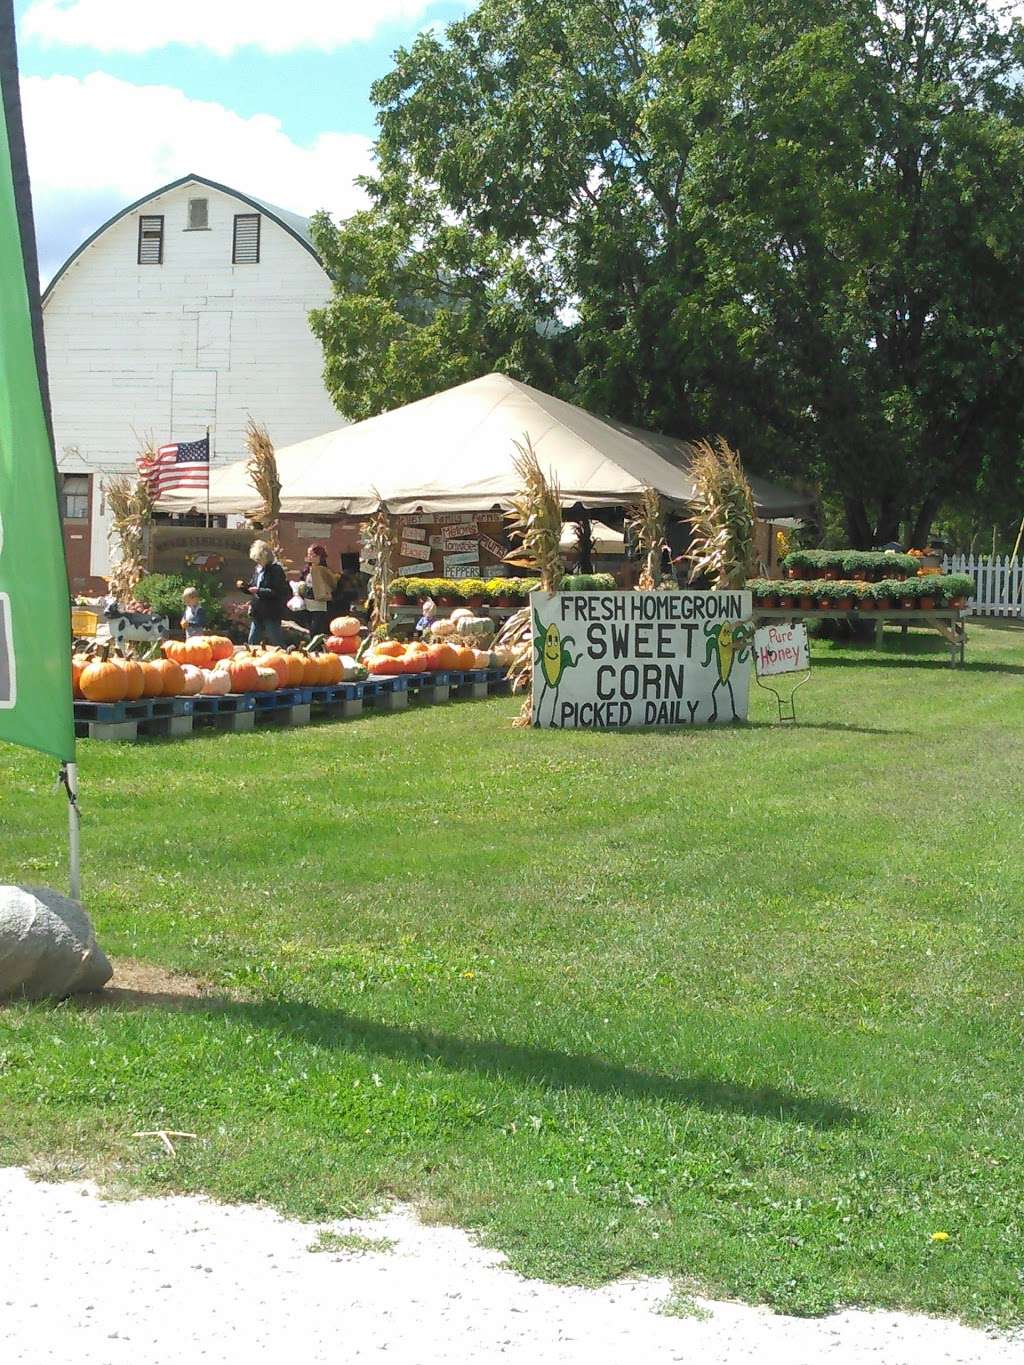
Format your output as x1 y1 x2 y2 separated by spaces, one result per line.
460 578 487 598
561 572 617 591
134 571 227 630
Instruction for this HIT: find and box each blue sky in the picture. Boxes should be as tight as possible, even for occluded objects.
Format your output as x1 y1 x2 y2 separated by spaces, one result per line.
13 0 473 278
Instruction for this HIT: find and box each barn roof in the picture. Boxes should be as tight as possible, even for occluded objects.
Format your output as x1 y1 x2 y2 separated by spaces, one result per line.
41 172 322 303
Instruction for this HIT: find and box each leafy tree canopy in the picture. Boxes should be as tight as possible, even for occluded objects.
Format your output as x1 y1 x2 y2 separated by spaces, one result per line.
310 0 1024 545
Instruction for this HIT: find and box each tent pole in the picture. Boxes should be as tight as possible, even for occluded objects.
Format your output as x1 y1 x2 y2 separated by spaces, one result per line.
66 761 81 901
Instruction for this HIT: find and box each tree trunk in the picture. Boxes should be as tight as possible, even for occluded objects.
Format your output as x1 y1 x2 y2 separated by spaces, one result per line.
844 496 874 548
909 493 941 550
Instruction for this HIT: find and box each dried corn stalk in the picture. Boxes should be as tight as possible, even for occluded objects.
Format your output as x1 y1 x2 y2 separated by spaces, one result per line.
495 435 564 726
686 437 757 590
627 486 665 590
244 418 283 557
362 498 399 635
104 470 152 600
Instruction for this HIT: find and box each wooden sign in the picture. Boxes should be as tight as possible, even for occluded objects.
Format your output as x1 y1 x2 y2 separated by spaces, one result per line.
754 622 810 676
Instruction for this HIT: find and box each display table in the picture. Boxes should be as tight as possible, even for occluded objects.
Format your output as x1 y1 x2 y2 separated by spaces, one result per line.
753 607 966 666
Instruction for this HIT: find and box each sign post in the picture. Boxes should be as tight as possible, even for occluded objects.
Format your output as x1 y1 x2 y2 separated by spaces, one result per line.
529 590 754 728
752 621 811 723
0 4 79 892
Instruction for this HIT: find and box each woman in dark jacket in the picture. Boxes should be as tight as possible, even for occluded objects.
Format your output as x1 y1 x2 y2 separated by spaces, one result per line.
244 540 289 645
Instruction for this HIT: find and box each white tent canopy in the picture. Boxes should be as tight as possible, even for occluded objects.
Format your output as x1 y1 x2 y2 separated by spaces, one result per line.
160 373 811 519
559 518 625 555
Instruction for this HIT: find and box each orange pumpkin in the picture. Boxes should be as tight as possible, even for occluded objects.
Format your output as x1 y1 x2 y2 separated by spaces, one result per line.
283 651 306 687
261 650 293 688
330 616 361 638
179 637 213 668
375 639 405 658
227 658 261 693
423 644 448 672
80 657 127 703
71 653 89 699
365 652 405 676
206 636 235 662
253 665 279 692
318 652 343 684
162 639 186 664
139 661 166 698
296 653 320 685
151 658 186 696
325 635 353 656
453 646 476 671
435 643 460 671
113 656 145 700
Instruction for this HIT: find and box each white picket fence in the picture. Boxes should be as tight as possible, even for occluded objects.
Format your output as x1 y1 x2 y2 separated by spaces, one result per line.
942 554 1024 617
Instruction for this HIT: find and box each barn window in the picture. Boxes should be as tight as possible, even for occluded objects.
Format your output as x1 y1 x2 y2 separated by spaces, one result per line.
137 215 164 264
61 474 89 521
232 213 261 264
187 197 209 230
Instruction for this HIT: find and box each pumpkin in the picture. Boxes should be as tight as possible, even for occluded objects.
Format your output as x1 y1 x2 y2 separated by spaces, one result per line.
336 654 364 681
428 618 457 639
283 651 306 687
139 661 166 698
162 639 187 664
296 652 321 685
253 665 279 692
180 637 213 668
455 616 494 642
365 652 405 676
80 657 127 703
375 639 405 658
199 667 231 696
179 664 205 696
71 653 90 699
325 635 356 656
423 644 449 672
449 608 474 622
227 658 261 693
206 636 235 662
434 642 461 671
319 652 344 684
260 650 293 689
453 646 476 671
113 656 145 700
471 648 492 669
151 658 186 696
330 616 361 638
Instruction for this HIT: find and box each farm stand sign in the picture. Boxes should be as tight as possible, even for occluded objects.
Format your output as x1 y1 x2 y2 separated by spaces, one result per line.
530 591 753 728
754 622 810 676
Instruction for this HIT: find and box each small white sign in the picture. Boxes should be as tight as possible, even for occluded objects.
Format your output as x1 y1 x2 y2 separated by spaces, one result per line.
448 565 478 580
400 561 436 576
443 537 478 554
754 622 810 677
479 534 507 559
0 593 15 709
400 541 430 559
444 551 480 570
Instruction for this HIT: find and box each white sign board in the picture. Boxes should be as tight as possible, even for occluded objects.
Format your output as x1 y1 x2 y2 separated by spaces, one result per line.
530 591 753 728
754 622 810 677
399 561 435 576
444 551 479 571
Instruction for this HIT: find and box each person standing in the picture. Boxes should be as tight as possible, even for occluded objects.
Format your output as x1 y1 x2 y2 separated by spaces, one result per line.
180 586 207 638
297 544 339 638
243 540 289 646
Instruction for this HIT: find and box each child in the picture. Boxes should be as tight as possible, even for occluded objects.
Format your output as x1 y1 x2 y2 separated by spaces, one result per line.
180 587 207 638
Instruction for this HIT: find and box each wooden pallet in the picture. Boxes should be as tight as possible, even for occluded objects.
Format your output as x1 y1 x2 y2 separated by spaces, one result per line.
362 676 410 711
453 669 489 700
306 682 365 719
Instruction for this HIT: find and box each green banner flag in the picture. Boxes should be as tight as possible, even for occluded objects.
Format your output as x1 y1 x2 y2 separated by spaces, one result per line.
0 13 75 763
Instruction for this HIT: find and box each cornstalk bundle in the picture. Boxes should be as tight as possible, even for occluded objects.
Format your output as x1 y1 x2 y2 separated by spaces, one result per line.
686 437 757 590
362 499 399 636
494 435 564 726
627 486 665 590
244 418 283 557
103 470 153 601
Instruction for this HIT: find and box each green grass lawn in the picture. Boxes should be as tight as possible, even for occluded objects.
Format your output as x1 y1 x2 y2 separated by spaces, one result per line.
2 622 1023 1324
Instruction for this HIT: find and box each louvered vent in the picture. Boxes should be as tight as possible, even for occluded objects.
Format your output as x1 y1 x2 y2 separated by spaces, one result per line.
188 197 209 229
232 213 261 264
137 215 164 264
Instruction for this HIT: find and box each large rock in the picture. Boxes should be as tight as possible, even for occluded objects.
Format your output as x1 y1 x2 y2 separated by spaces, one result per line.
0 886 112 1000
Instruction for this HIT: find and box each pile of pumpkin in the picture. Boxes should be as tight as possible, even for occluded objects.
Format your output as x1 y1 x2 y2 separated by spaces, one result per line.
363 638 517 676
73 628 366 704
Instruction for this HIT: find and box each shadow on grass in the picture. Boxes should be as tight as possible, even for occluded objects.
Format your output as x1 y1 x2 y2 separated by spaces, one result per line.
744 719 911 735
74 987 861 1131
811 654 1024 675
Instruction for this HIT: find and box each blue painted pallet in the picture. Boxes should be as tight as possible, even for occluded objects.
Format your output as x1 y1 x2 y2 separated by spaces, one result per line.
307 682 364 704
252 687 307 711
192 692 257 715
152 696 195 717
363 676 410 700
74 698 156 723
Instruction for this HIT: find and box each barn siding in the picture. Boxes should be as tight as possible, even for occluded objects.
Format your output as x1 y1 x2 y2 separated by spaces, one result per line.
43 182 344 580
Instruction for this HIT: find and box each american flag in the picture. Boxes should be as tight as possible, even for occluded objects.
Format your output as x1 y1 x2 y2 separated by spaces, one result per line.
138 437 210 498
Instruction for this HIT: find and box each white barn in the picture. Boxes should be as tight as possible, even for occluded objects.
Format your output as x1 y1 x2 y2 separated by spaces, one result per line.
42 173 343 590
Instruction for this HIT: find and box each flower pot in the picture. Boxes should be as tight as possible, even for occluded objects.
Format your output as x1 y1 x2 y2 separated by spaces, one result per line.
389 594 410 606
787 567 804 580
495 596 515 608
834 596 853 610
800 595 815 609
919 596 935 611
825 568 840 581
818 596 831 609
852 571 868 582
873 597 892 612
467 595 484 608
438 595 457 608
763 595 779 608
900 597 915 610
950 596 967 609
779 595 795 609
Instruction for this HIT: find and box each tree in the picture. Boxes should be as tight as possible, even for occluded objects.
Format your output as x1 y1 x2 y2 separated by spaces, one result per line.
309 0 1024 545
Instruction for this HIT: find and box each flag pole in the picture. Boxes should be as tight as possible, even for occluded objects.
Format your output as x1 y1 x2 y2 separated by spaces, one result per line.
66 761 81 901
206 425 211 528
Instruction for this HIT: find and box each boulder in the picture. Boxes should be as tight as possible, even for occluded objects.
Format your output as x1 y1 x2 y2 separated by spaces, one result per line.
0 886 112 1001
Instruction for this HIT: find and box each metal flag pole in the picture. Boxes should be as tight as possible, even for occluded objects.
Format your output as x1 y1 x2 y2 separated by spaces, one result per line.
206 425 212 528
58 760 81 900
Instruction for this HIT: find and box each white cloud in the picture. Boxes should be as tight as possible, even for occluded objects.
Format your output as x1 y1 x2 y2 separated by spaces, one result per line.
21 73 374 277
21 0 461 55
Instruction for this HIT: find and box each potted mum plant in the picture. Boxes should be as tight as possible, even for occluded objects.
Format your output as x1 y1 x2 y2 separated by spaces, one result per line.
388 577 412 606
